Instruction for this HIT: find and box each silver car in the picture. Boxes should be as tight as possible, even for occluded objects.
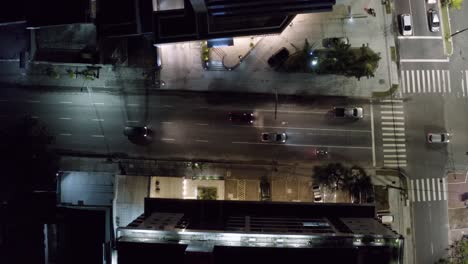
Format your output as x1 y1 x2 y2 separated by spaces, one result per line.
428 9 440 32
400 14 413 36
261 132 287 143
427 132 450 143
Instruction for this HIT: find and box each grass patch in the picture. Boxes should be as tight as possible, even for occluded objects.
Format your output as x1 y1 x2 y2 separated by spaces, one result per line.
385 1 392 14
390 47 396 62
372 84 399 98
440 5 453 55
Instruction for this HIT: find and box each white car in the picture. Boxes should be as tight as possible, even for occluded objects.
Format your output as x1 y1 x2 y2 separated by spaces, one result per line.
428 9 440 32
427 132 450 143
400 14 413 36
312 185 323 203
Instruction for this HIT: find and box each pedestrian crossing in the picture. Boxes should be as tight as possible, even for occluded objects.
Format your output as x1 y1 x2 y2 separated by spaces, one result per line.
379 100 406 168
459 70 468 98
409 178 447 202
399 69 451 96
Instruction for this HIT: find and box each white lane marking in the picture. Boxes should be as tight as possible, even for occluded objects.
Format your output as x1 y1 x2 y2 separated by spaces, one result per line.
411 70 416 93
421 179 426 201
161 121 173 124
383 148 406 152
256 109 329 114
427 70 432 92
422 70 426 93
31 116 39 119
432 70 436 93
384 160 402 163
437 178 441 200
401 70 406 93
382 122 405 126
380 105 403 109
59 133 72 136
447 71 451 93
465 70 468 96
442 70 446 93
398 36 443 39
410 180 415 202
382 132 405 136
161 138 175 141
93 102 104 105
384 163 407 167
462 76 465 97
60 101 73 104
381 111 404 114
416 70 421 93
437 70 442 93
383 143 406 147
59 117 71 120
370 101 376 167
381 99 403 103
195 139 209 143
382 116 405 120
163 105 173 108
406 71 411 93
127 120 139 123
92 119 104 121
196 123 209 126
442 177 447 200
382 127 405 131
26 100 40 103
382 138 405 141
427 178 432 201
400 58 449 62
231 142 372 149
416 180 420 201
236 125 372 133
127 103 139 106
91 135 104 138
384 154 407 158
432 178 437 201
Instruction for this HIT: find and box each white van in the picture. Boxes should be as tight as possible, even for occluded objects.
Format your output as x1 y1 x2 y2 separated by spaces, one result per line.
427 0 437 4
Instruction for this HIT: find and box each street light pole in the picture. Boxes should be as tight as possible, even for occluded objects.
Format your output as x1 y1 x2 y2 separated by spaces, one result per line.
450 26 468 38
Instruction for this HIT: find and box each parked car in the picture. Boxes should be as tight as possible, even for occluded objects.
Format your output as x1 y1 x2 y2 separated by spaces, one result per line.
428 9 440 32
228 112 255 124
268 47 289 68
261 132 287 143
124 126 149 138
312 185 323 202
260 180 271 201
155 46 162 69
322 37 349 48
378 214 394 225
427 132 450 143
334 107 363 119
400 14 413 36
427 0 437 4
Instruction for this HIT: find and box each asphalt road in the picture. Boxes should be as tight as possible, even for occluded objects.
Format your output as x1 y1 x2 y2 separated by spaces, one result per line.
0 86 374 165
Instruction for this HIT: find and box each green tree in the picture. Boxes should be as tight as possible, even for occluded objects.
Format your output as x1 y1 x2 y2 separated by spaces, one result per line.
313 163 349 191
437 237 468 264
346 166 373 203
442 0 464 9
197 187 218 200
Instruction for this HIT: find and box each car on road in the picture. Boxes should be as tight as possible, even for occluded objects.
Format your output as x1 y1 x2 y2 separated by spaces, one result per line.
400 14 413 36
427 0 437 4
261 132 287 143
322 37 349 48
228 112 255 124
334 106 363 119
312 185 323 202
124 126 149 138
428 9 440 32
267 47 289 68
427 132 450 143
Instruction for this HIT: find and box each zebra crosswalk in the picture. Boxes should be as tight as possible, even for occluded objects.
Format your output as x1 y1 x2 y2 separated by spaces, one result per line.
409 178 447 202
400 69 451 95
459 70 468 97
379 100 406 168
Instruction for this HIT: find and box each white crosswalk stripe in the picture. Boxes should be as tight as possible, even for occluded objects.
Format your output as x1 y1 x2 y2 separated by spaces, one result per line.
379 100 406 168
400 69 457 96
409 178 447 202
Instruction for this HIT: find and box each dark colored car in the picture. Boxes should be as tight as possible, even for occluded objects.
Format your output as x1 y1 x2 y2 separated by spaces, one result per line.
228 112 254 124
261 132 287 143
123 126 149 138
260 180 271 201
267 47 289 68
